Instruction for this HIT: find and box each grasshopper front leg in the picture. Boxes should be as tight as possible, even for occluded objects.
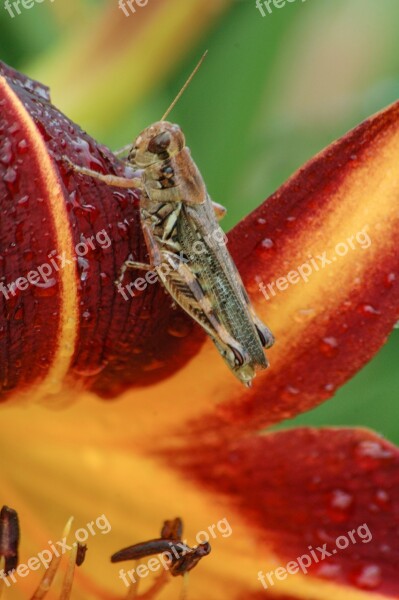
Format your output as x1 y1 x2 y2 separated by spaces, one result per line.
63 156 142 189
116 222 162 285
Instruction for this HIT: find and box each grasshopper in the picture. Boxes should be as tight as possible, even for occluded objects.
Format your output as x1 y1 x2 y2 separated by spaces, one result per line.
64 54 274 386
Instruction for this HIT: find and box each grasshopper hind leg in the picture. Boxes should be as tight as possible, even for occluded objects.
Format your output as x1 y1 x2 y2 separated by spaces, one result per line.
255 322 275 349
213 339 255 387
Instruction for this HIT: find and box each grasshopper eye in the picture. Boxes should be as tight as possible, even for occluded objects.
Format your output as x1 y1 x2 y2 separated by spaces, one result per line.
148 131 172 156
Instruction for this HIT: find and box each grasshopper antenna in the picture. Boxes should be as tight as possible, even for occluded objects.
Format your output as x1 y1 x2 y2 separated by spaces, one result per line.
161 51 208 121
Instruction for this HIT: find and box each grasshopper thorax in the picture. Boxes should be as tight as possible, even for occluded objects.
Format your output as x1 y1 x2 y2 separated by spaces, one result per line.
128 121 185 168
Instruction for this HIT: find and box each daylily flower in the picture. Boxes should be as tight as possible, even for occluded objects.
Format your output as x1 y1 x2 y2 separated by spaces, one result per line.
0 60 399 600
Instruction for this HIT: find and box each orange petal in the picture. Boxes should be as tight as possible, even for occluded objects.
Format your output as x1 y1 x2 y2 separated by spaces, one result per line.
2 408 399 598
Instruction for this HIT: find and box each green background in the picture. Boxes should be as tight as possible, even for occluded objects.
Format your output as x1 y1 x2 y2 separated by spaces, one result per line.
1 0 397 441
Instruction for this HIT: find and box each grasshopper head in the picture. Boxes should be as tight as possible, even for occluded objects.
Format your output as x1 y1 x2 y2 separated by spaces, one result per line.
128 121 185 168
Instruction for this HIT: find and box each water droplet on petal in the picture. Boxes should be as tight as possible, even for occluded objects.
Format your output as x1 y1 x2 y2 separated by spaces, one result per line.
33 279 58 296
16 139 29 154
8 122 20 135
350 564 382 590
113 191 129 210
3 166 17 182
77 257 90 282
327 489 354 522
355 440 393 469
73 362 107 377
374 489 390 509
167 315 192 338
317 563 342 578
294 308 316 323
384 272 396 288
261 238 274 249
280 385 299 402
0 139 13 164
17 195 29 206
256 237 275 256
358 304 381 318
356 440 393 460
319 336 339 357
142 359 165 372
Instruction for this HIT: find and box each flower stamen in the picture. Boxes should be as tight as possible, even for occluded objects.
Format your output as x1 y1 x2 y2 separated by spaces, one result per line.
30 517 74 600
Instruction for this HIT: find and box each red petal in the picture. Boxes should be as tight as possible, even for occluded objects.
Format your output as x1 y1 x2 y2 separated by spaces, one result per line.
174 100 399 438
0 62 200 403
167 428 399 596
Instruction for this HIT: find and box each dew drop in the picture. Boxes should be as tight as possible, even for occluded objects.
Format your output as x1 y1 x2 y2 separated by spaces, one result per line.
71 138 106 172
8 122 20 135
327 489 354 522
39 356 50 368
358 304 381 318
285 215 296 228
33 279 58 296
319 336 339 357
17 195 29 206
82 203 100 224
77 257 90 282
113 191 129 210
324 382 335 393
0 139 13 164
16 139 29 154
350 564 382 590
117 221 129 236
280 385 299 402
73 362 107 377
374 488 390 509
142 359 165 372
384 272 396 288
294 307 316 323
356 440 393 460
167 315 192 338
317 563 342 578
355 440 393 470
260 238 274 249
3 166 17 183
